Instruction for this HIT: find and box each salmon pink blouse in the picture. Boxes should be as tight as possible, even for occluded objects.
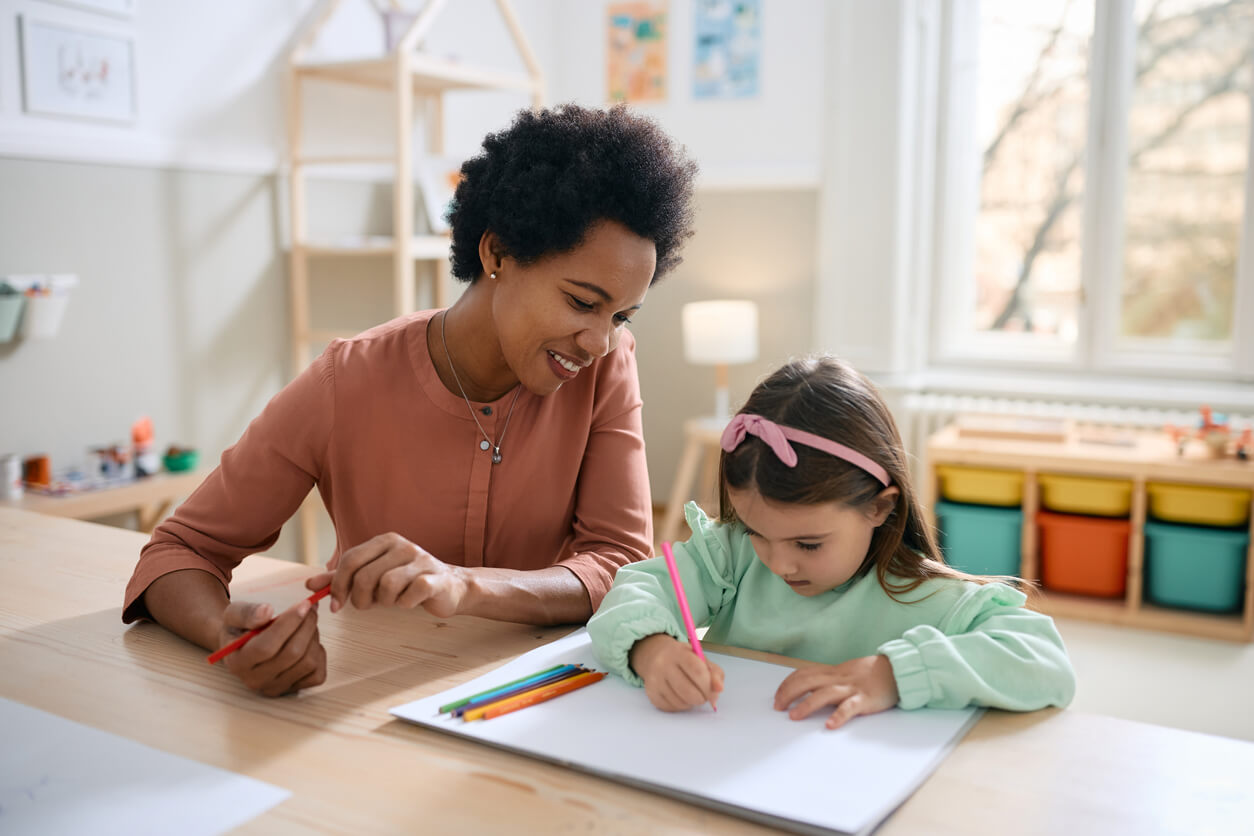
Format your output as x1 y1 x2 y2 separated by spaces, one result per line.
123 310 653 622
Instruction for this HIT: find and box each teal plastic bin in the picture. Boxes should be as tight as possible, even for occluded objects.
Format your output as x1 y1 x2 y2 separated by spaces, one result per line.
1144 521 1249 613
935 501 1022 576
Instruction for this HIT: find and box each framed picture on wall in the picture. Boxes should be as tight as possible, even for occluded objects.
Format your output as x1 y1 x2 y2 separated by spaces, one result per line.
18 16 136 123
38 0 137 19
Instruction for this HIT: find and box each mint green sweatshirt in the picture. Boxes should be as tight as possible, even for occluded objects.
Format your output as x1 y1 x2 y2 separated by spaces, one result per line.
588 503 1076 711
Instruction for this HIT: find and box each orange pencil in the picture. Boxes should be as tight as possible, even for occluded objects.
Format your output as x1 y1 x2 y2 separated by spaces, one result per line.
206 585 331 665
464 670 607 721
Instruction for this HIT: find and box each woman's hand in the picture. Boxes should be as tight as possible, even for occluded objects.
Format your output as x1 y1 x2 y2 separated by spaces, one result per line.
218 599 326 698
629 633 723 712
305 532 469 618
773 654 900 730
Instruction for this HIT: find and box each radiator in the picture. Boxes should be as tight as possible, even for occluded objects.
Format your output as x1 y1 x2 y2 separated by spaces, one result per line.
899 392 1246 484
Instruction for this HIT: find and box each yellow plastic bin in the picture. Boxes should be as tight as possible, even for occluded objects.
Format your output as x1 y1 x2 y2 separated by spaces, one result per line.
935 466 1023 507
1038 473 1133 517
1147 482 1251 528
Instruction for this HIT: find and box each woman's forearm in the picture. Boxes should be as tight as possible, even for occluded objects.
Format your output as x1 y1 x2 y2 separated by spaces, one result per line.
141 569 231 650
459 565 592 625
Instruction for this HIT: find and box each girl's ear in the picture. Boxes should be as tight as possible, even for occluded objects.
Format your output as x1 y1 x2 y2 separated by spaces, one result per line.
865 486 900 527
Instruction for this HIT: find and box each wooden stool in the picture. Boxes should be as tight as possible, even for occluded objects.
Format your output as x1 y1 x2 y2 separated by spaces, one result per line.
659 417 728 545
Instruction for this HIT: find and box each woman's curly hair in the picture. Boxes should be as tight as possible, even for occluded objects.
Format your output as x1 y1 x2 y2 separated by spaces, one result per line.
446 103 698 284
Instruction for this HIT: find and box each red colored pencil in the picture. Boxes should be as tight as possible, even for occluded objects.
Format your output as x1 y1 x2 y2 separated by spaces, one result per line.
467 670 607 721
206 585 331 665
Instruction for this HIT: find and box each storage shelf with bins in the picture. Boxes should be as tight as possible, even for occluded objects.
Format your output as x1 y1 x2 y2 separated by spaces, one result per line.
923 423 1254 642
284 0 544 564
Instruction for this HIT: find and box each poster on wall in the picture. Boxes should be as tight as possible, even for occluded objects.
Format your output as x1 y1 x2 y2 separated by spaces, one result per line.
39 0 137 18
18 16 136 123
693 0 761 99
607 1 667 103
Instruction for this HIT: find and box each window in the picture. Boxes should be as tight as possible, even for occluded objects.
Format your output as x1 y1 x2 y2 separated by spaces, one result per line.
932 0 1253 377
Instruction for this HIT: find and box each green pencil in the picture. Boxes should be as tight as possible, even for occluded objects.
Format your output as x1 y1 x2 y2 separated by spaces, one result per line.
438 663 568 714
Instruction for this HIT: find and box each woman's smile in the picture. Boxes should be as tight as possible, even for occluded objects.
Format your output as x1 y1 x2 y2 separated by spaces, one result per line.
547 349 586 380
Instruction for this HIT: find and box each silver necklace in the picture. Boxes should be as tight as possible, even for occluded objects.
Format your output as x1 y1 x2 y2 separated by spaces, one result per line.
440 311 522 465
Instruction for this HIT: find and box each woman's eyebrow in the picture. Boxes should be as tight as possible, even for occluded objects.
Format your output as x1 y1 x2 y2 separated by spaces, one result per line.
566 279 612 302
566 279 644 311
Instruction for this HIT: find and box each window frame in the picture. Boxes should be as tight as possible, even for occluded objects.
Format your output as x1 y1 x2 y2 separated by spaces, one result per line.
929 0 1254 381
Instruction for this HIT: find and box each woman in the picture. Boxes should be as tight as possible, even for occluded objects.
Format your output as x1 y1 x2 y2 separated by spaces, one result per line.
123 104 698 697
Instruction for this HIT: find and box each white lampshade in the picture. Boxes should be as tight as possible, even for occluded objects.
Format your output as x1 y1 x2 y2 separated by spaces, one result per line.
682 300 759 365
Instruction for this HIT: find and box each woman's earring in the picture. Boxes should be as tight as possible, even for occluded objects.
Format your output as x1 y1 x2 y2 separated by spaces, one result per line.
489 271 497 280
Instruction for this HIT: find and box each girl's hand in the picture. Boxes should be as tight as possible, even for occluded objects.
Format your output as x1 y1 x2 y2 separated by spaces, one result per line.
773 655 900 730
629 633 724 712
218 599 326 697
305 533 468 618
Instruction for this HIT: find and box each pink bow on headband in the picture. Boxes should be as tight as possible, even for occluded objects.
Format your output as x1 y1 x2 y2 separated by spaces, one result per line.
720 413 891 487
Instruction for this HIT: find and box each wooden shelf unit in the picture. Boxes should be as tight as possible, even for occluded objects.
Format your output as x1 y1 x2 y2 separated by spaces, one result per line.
284 0 544 565
0 470 208 534
923 423 1254 642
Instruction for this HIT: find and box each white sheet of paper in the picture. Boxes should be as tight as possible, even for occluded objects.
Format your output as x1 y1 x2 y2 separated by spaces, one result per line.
0 698 290 836
390 629 981 836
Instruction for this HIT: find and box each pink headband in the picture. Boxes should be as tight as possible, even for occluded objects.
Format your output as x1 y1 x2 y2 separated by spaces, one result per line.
720 413 891 487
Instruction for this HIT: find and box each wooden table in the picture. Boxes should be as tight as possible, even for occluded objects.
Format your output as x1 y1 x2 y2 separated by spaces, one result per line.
2 508 1252 835
0 469 206 532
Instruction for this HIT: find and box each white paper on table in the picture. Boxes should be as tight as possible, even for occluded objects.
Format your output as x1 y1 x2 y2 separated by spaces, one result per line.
0 697 291 836
391 629 981 836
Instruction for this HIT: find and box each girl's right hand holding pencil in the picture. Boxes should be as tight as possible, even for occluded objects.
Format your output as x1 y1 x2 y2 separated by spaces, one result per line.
216 599 327 697
629 633 723 712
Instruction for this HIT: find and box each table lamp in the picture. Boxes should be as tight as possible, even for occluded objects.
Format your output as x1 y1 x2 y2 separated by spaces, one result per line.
682 300 759 422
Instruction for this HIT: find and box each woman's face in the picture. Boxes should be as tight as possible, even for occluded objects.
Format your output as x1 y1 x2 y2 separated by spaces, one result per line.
491 219 656 396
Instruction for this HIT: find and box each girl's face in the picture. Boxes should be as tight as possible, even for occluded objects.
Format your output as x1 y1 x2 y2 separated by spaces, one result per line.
727 485 899 596
490 219 655 396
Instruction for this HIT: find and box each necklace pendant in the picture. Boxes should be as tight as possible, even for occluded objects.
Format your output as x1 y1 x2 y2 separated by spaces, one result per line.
491 449 503 464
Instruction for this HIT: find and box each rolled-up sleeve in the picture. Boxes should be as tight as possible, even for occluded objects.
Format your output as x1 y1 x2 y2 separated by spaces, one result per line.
557 333 653 610
122 350 336 622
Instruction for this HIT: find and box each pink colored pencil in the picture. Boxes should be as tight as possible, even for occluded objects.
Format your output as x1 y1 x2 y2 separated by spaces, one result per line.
206 585 330 665
661 541 716 711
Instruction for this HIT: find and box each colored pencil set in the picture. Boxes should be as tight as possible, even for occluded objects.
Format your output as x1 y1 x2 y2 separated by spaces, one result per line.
437 663 606 722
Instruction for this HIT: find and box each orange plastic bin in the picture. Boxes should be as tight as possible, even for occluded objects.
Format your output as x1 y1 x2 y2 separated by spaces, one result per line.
1037 511 1130 598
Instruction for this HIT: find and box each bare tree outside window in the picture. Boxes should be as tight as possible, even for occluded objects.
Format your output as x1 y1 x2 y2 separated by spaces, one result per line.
971 0 1251 345
1121 0 1252 343
974 0 1093 339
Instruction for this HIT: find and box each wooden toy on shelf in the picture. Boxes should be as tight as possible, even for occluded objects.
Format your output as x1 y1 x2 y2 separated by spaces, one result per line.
1165 405 1251 459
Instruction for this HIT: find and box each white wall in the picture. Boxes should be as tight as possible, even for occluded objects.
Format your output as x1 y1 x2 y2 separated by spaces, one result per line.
812 0 934 376
546 0 827 188
0 0 824 183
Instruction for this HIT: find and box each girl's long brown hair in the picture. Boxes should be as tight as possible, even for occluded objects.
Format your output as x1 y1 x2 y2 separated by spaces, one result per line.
719 355 1012 599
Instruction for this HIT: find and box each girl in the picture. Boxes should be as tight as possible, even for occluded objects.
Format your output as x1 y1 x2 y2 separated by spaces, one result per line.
588 355 1075 729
